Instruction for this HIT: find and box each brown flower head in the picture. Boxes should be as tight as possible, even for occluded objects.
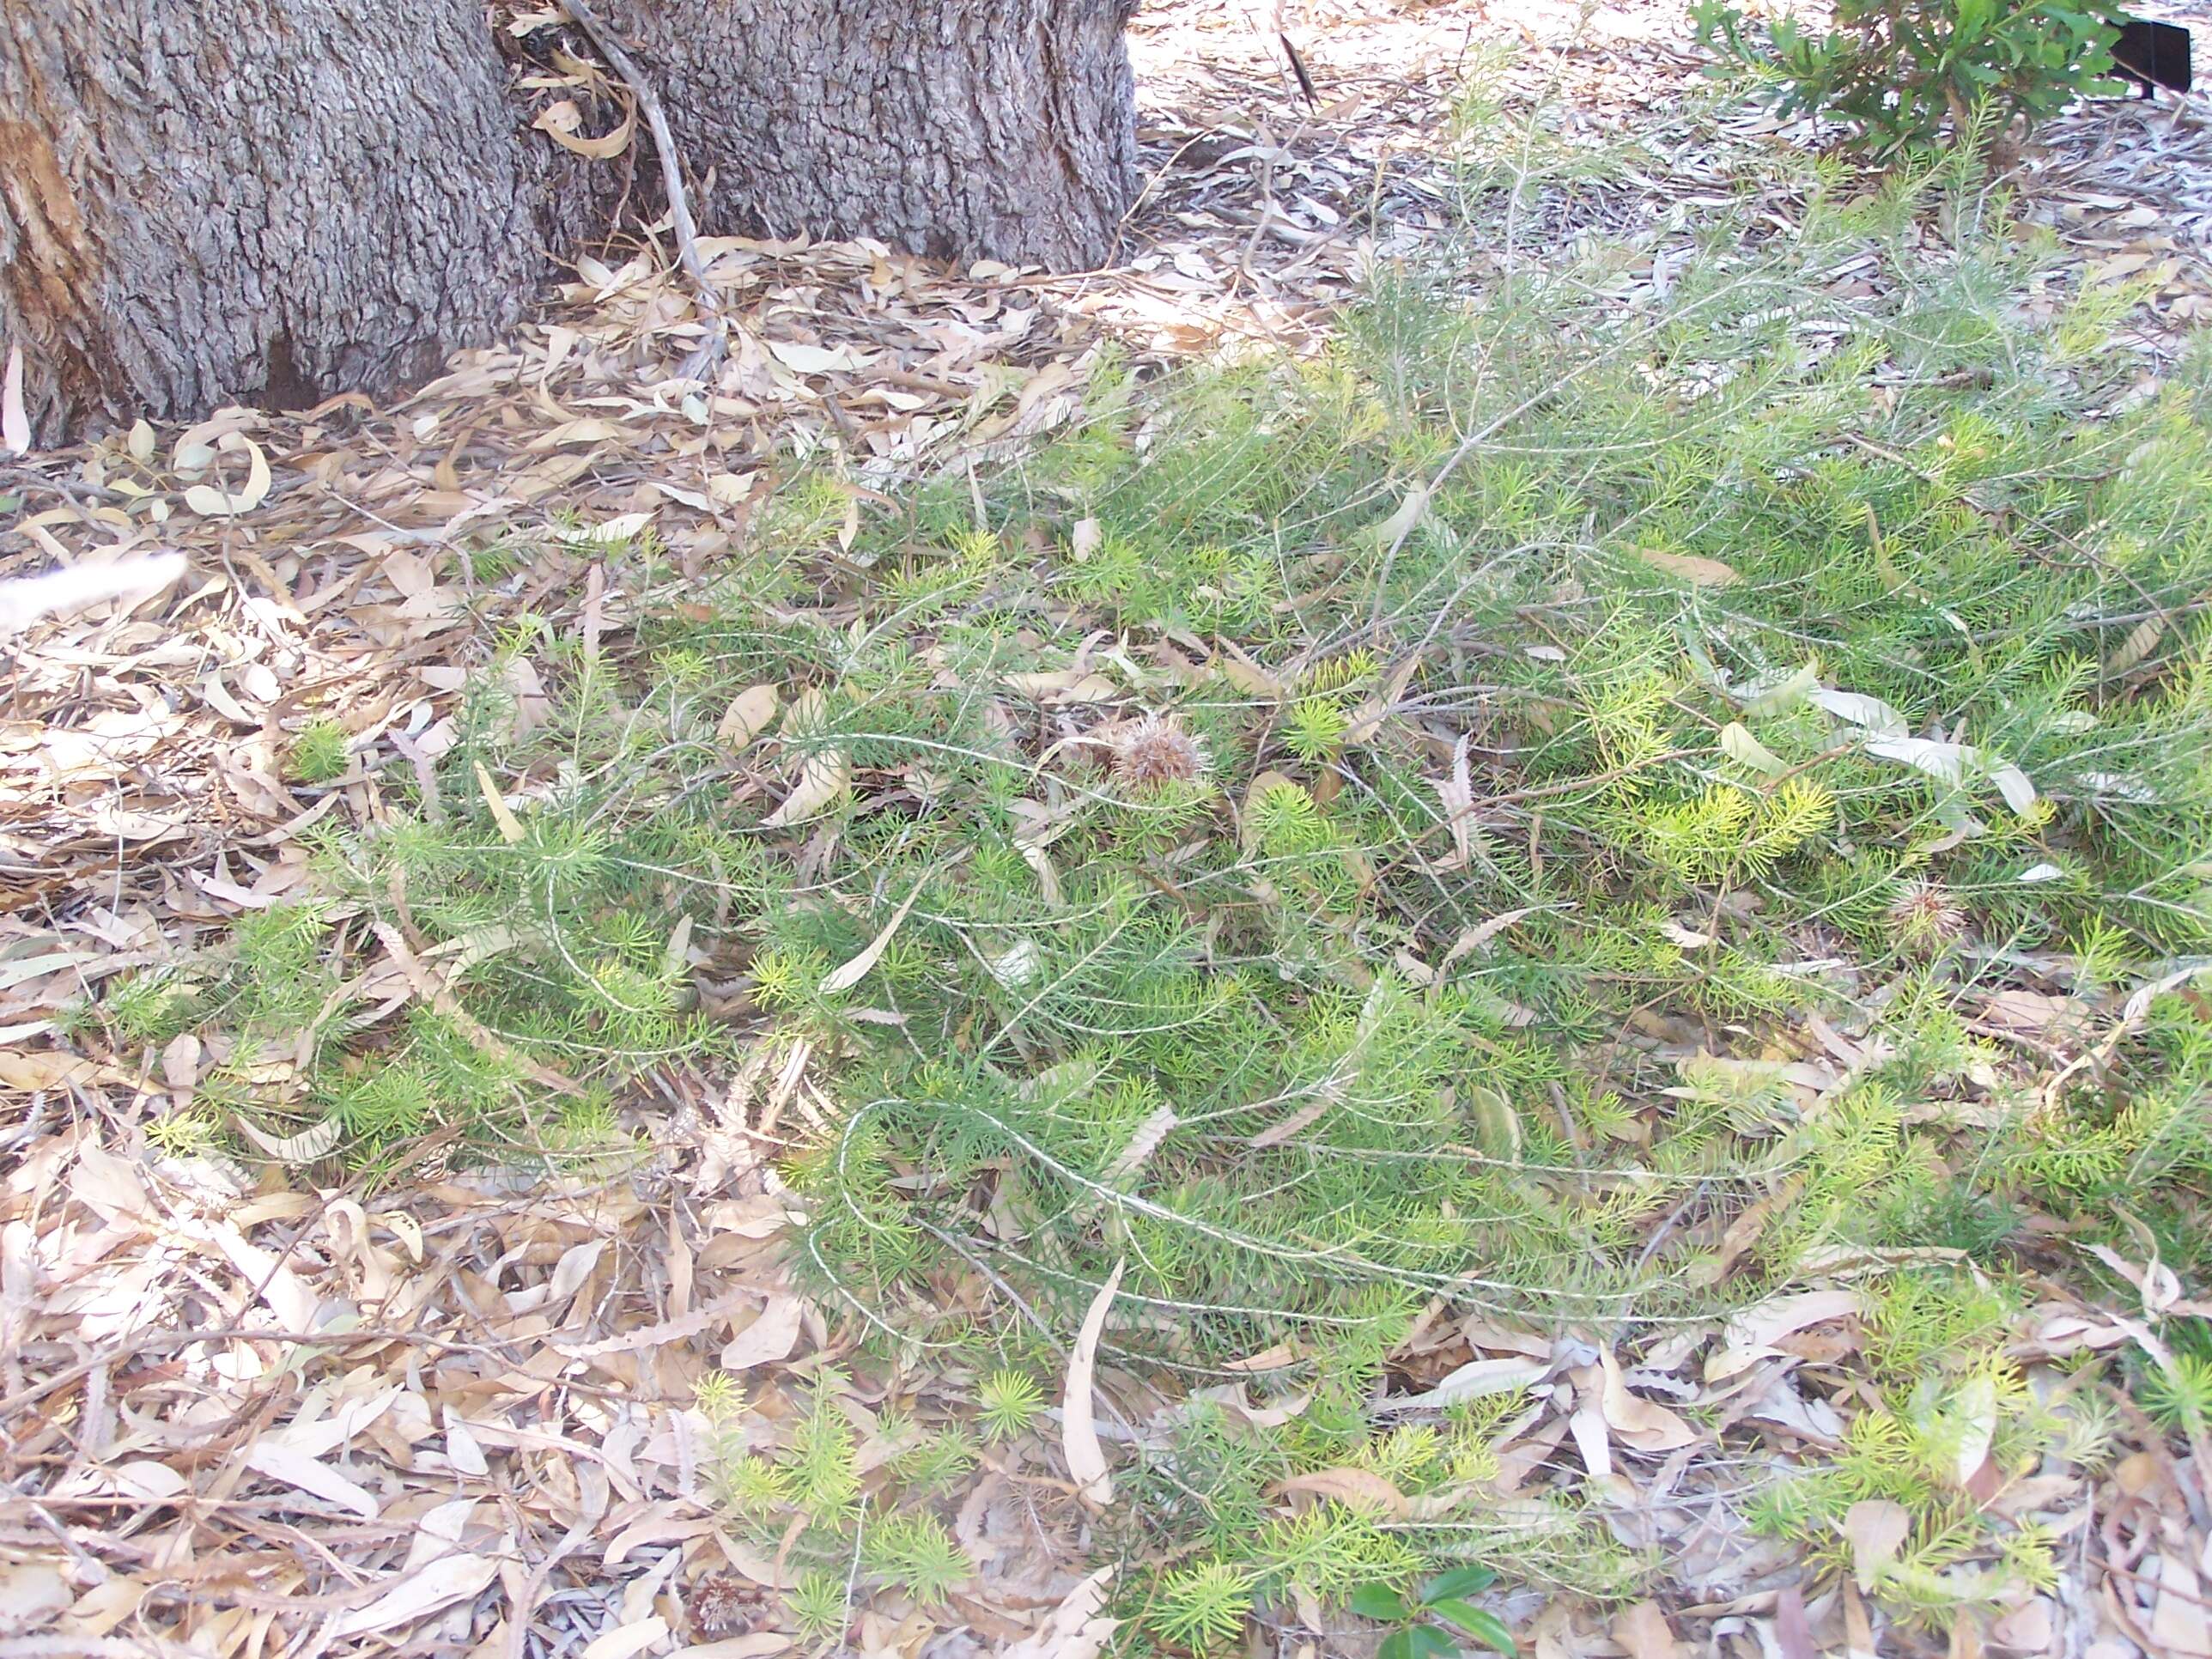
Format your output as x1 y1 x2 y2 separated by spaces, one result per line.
688 1571 765 1638
1111 714 1209 791
1886 878 1967 954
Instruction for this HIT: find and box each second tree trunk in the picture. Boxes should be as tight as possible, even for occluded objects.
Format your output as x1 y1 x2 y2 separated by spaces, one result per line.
594 0 1139 271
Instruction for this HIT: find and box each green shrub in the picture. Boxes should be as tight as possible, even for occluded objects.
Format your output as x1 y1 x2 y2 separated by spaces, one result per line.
90 159 2212 1644
1695 0 2124 160
284 717 351 784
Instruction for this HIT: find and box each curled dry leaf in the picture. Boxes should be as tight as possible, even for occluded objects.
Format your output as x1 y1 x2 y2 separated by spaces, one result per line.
0 341 27 454
474 761 526 843
181 432 271 515
1629 546 1738 586
1364 478 1431 547
716 684 780 750
1981 989 2088 1037
720 1295 805 1371
2103 615 2165 676
1707 1290 1860 1382
1341 653 1420 745
1462 1081 1520 1156
1611 1601 1683 1659
1863 735 2037 816
580 510 654 544
161 1031 201 1093
2083 1240 2184 1321
1741 663 1820 717
1101 1104 1178 1183
1568 1391 1612 1478
1003 667 1119 703
534 94 639 160
1249 1092 1334 1149
1808 687 1907 738
1942 1372 1998 1488
1212 636 1284 699
767 338 864 374
233 1112 343 1163
1596 1346 1698 1452
762 750 849 828
243 1442 385 1522
1277 1467 1409 1517
1842 1498 1911 1592
819 879 926 994
1002 1568 1117 1659
1379 1354 1549 1414
1063 1258 1124 1508
1439 905 1544 970
1430 732 1480 871
331 1546 504 1638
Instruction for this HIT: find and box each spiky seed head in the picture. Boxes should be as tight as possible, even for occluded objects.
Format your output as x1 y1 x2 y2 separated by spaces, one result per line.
1887 878 1967 953
1112 714 1208 790
688 1571 763 1637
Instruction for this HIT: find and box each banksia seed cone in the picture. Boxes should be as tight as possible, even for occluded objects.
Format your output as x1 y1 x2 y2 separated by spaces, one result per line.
688 1571 763 1637
1112 714 1208 790
1887 878 1966 954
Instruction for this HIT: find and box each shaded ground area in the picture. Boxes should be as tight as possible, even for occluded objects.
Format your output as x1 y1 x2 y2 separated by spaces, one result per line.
4 3 2212 1656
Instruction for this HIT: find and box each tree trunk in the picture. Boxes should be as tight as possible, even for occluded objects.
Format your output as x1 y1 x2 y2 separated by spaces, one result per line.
594 0 1139 271
0 0 1136 445
0 0 595 446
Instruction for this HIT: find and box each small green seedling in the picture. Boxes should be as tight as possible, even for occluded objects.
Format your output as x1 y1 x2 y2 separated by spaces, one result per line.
1352 1567 1516 1659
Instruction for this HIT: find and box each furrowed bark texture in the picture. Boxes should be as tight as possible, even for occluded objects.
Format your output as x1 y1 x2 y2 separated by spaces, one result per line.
593 0 1139 270
0 0 572 445
0 0 1135 442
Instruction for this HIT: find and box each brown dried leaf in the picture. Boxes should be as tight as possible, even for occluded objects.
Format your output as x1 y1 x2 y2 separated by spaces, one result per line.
763 750 849 828
331 1547 502 1638
1842 1499 1911 1592
720 1295 805 1371
1597 1346 1698 1452
1064 1259 1123 1508
716 684 780 750
1707 1290 1860 1381
819 880 926 994
1629 546 1739 586
1001 1569 1117 1659
181 432 271 515
1277 1467 1409 1518
1610 1601 1682 1659
534 94 639 160
0 342 27 455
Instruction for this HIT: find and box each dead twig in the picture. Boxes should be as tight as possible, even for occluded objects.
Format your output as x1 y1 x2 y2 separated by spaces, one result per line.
557 0 728 382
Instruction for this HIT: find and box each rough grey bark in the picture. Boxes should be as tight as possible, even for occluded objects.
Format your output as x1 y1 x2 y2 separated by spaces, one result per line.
0 0 1138 444
0 0 580 446
565 0 1139 270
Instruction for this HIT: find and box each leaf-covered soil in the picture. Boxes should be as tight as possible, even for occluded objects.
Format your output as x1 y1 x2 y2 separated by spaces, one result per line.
5 4 2212 1657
